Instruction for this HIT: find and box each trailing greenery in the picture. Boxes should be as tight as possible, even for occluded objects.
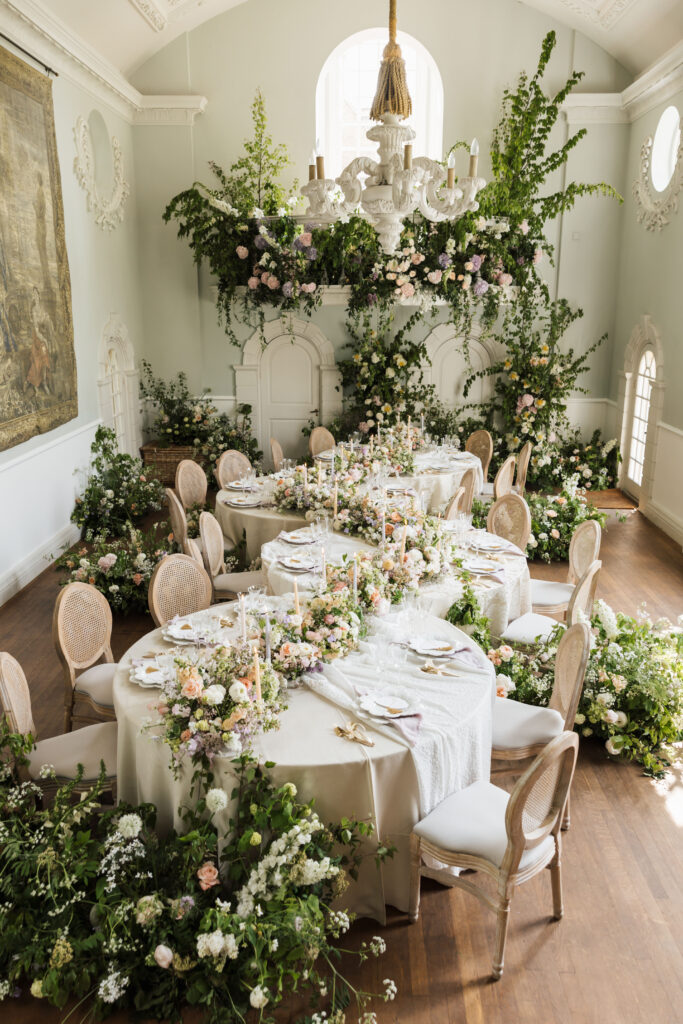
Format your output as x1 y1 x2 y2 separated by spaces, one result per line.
140 361 261 471
55 522 176 615
485 602 683 777
71 426 165 541
0 724 393 1020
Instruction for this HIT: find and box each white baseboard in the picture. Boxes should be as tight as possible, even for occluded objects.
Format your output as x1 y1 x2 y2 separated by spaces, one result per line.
0 522 80 607
640 500 683 550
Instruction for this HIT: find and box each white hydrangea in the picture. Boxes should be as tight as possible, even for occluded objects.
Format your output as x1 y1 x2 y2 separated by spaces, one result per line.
249 985 269 1009
97 968 129 1004
595 599 618 640
117 813 143 839
229 681 250 704
203 684 226 706
205 788 228 814
196 929 238 960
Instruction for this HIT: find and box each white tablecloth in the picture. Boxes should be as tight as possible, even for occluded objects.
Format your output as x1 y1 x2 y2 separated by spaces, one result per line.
113 602 495 922
262 529 531 638
404 450 483 513
215 479 304 562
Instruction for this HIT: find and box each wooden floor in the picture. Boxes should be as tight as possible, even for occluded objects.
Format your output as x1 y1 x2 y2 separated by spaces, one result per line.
2 508 682 1023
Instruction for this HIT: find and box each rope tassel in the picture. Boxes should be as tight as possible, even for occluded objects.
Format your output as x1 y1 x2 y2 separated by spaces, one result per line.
369 0 412 122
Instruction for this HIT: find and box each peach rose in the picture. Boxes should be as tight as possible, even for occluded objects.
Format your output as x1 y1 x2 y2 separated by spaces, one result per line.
550 529 560 539
179 667 204 699
197 862 220 891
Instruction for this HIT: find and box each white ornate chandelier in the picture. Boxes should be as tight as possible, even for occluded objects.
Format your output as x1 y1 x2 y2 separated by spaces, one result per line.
300 1 485 254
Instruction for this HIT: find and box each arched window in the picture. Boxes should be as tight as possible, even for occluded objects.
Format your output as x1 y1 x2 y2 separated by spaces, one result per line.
316 29 444 179
626 349 656 489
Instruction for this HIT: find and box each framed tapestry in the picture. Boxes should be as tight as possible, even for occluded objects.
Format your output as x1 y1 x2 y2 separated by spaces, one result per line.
0 46 77 452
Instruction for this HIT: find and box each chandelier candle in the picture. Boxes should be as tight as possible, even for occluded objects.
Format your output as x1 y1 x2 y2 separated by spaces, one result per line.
469 138 479 177
404 143 413 170
316 153 325 180
308 150 316 181
447 151 456 189
253 647 262 702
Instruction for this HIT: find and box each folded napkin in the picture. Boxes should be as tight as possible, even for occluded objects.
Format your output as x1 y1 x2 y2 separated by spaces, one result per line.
334 721 375 746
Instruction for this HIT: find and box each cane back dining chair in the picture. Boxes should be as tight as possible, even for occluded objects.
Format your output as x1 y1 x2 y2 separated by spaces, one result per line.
512 441 532 497
53 583 118 732
270 438 284 473
487 493 532 551
530 520 602 617
198 511 267 600
465 429 493 482
458 466 478 515
0 651 117 800
216 450 252 488
166 486 189 551
444 487 466 520
175 459 208 511
147 553 213 627
480 454 517 501
500 560 602 648
309 426 335 458
409 731 579 980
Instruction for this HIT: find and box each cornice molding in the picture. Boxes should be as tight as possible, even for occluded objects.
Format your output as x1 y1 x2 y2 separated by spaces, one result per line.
128 0 167 32
562 93 628 125
0 0 207 125
622 41 683 122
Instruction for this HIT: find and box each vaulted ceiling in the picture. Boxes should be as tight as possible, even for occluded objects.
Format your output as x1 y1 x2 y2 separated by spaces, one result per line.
19 0 683 79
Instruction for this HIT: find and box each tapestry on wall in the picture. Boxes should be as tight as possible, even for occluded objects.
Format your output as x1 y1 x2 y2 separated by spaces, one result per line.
0 46 77 452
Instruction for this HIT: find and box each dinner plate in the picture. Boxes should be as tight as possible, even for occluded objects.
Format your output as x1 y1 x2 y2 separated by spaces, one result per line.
359 694 411 718
316 450 335 461
224 496 262 508
225 481 256 491
409 638 461 659
449 452 471 460
280 530 315 545
461 557 499 574
279 555 319 572
131 663 166 687
470 536 508 552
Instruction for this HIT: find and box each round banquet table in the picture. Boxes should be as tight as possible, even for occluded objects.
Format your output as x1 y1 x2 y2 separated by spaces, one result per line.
113 601 495 923
214 446 484 562
262 528 532 638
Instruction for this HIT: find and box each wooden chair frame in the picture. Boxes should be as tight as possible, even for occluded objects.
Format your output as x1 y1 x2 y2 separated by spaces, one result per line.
444 487 466 520
487 493 531 550
175 459 208 511
409 732 578 979
309 426 335 458
52 583 116 732
270 438 284 473
216 450 252 488
466 429 494 482
166 487 189 550
493 454 517 500
531 520 602 616
514 441 532 497
147 554 213 627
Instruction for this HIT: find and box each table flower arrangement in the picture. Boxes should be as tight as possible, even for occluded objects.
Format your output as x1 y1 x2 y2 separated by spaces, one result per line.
338 434 416 478
261 588 365 680
151 645 287 770
273 469 333 516
0 723 393 1022
486 600 683 777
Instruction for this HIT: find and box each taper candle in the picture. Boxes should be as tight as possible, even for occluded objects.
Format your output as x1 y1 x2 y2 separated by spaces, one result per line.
253 647 262 702
303 465 308 491
404 143 413 170
469 138 479 178
400 525 407 563
381 508 386 544
317 462 322 485
264 612 271 664
353 556 358 604
293 578 300 616
447 150 456 189
239 593 247 642
316 154 325 180
308 149 316 181
333 482 338 518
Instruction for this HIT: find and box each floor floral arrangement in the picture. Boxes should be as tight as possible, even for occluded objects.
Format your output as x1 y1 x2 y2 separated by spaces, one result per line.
0 724 393 1022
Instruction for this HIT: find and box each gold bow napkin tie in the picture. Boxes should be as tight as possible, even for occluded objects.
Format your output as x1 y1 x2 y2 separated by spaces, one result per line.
335 721 375 747
420 659 459 677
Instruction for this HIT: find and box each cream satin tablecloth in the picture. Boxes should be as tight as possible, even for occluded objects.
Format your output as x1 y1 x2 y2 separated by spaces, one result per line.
215 479 304 562
397 449 483 513
113 603 495 923
262 529 531 638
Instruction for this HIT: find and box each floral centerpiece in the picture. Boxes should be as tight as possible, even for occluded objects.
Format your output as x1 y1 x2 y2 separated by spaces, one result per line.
272 468 333 516
151 645 287 769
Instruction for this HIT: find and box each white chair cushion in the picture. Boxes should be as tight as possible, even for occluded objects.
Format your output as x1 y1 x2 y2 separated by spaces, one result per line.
213 570 267 595
529 579 574 607
501 612 563 645
74 662 117 707
29 721 118 781
480 481 494 496
414 779 554 872
492 696 564 750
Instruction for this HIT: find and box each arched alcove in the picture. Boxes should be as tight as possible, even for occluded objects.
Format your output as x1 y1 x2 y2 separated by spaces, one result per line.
422 322 497 410
235 318 341 466
617 315 665 505
97 314 141 456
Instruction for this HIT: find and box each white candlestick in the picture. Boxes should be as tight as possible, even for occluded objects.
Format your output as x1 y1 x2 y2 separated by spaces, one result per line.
303 465 308 491
293 578 300 616
333 482 338 519
421 413 424 434
381 509 386 544
264 612 271 664
239 594 247 642
253 647 262 702
353 556 358 603
318 462 322 485
469 137 479 178
400 525 407 563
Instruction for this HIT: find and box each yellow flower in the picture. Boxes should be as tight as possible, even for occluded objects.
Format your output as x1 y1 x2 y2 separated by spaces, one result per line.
537 398 546 408
504 359 512 370
509 371 519 381
541 344 549 354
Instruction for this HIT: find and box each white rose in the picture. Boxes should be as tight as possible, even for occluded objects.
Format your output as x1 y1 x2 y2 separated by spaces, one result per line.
203 684 226 706
117 813 143 839
613 711 628 728
250 986 269 1009
228 682 249 704
154 945 173 969
206 788 228 814
574 713 586 725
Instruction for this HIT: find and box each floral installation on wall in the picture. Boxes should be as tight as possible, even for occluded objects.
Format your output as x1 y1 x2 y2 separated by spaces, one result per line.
0 724 394 1021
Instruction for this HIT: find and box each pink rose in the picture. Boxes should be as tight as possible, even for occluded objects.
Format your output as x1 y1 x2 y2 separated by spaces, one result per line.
247 276 259 290
533 249 543 264
154 945 174 969
180 667 204 699
400 282 415 298
98 553 117 571
427 270 443 285
324 614 335 625
267 275 280 290
333 581 346 592
298 231 312 247
498 272 513 287
520 219 530 235
300 282 316 294
236 245 249 259
197 862 220 891
550 529 560 539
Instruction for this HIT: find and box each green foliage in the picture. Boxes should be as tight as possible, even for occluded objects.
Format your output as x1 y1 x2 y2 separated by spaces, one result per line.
55 522 176 614
71 426 165 540
445 569 491 650
485 602 683 777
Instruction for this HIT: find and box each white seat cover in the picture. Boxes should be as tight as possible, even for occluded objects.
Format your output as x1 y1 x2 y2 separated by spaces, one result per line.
414 779 554 872
530 579 574 607
492 696 564 750
213 569 267 595
501 612 563 645
29 721 118 781
74 662 117 706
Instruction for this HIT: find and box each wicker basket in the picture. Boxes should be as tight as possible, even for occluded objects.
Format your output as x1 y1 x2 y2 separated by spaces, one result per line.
140 443 197 486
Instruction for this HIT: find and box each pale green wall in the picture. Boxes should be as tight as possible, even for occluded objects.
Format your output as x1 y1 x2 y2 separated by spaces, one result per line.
130 0 632 402
612 86 683 430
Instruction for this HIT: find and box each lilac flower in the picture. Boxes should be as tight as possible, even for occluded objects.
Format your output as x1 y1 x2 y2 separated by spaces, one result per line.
473 278 489 297
254 235 268 251
367 292 378 305
306 246 318 260
470 254 483 271
438 252 451 269
516 256 525 266
282 281 294 298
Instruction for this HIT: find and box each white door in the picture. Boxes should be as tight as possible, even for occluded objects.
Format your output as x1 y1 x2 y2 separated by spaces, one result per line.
261 333 320 466
623 348 656 500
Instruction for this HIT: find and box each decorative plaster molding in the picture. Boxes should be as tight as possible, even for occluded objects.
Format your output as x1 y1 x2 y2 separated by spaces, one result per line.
74 116 130 230
133 94 209 125
622 41 683 123
128 0 167 32
562 93 628 125
557 0 638 30
632 133 683 231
